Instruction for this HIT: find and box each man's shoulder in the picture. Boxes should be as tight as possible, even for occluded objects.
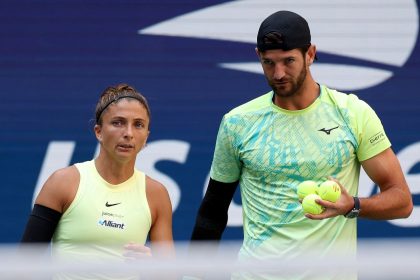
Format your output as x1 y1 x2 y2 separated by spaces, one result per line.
322 85 368 109
226 91 273 117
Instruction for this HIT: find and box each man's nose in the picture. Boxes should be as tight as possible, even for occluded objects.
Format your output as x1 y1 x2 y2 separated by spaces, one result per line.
273 64 286 80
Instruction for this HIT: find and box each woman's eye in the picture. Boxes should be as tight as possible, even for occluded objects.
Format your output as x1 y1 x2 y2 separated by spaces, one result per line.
135 122 144 128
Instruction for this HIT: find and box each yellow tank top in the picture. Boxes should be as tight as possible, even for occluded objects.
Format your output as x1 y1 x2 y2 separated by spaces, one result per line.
52 160 152 279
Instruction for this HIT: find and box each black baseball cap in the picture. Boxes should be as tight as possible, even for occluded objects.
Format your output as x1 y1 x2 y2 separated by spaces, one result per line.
257 10 311 51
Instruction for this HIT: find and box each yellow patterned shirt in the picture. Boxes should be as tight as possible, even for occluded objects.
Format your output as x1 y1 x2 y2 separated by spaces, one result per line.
210 85 390 280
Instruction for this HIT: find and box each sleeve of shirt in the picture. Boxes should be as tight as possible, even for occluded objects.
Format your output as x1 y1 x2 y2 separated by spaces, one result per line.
350 95 391 161
210 115 242 183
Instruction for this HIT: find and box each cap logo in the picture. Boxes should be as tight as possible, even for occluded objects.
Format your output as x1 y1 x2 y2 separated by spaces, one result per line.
264 32 283 45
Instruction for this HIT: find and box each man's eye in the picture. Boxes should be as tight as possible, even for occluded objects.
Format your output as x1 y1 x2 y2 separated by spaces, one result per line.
263 60 273 66
286 58 295 64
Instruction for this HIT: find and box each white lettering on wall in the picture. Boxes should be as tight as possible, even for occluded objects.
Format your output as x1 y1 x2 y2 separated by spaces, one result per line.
32 140 419 228
203 173 243 227
134 140 189 211
389 142 420 227
32 141 76 206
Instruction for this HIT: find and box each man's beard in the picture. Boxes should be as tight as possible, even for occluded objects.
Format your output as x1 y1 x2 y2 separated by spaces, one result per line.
271 65 307 98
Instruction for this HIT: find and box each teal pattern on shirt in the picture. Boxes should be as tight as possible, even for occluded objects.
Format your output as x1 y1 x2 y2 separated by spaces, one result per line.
210 85 390 262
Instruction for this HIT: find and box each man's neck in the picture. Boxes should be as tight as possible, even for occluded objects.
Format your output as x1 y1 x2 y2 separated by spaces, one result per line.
273 82 320 111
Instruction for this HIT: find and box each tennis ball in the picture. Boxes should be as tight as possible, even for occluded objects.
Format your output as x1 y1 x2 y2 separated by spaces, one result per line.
302 194 324 215
318 180 341 202
297 180 318 200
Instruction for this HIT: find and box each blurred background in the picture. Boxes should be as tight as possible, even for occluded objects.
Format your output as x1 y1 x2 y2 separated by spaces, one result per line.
0 0 419 243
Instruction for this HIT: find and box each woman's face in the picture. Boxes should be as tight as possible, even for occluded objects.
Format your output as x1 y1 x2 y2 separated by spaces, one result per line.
95 98 150 163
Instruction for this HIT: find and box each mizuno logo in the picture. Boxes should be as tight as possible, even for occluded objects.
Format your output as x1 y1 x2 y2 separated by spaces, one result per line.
318 126 339 135
105 202 121 207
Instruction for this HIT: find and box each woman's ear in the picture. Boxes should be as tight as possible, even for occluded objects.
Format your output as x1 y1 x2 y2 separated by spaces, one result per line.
94 124 102 142
142 131 150 149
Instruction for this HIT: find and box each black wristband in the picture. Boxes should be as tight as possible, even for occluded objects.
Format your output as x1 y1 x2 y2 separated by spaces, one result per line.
21 204 62 243
191 178 238 241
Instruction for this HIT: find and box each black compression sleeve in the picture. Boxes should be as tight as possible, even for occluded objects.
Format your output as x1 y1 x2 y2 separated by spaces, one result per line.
21 204 62 243
191 178 238 241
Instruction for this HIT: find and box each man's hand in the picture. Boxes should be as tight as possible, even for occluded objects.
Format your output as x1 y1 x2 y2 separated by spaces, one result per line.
305 178 354 220
123 242 152 261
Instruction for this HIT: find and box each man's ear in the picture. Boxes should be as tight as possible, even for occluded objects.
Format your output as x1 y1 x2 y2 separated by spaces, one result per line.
255 47 261 58
307 44 317 65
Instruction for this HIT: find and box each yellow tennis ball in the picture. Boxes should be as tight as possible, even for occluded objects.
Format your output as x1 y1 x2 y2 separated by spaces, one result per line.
297 180 318 200
318 180 341 202
302 194 324 214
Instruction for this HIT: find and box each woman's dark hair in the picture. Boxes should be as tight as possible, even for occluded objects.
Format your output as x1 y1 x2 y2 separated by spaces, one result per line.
95 84 151 127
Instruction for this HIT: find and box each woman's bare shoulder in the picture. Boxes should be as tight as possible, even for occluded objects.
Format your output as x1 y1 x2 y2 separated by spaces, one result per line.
35 165 80 212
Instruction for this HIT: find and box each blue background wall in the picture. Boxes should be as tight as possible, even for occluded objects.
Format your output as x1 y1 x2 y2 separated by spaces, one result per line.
1 0 419 243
